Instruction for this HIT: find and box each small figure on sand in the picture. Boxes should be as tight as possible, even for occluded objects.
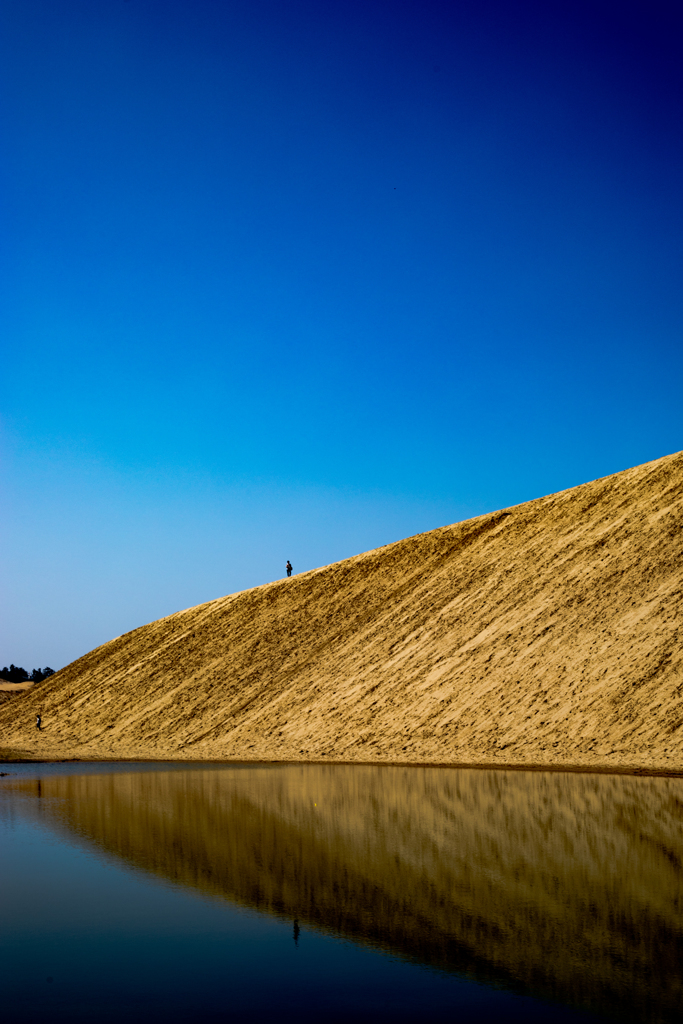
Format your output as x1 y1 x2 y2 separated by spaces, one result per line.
286 560 293 578
36 713 42 731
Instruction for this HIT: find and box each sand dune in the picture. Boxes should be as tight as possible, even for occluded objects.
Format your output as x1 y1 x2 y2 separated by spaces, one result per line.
1 450 682 769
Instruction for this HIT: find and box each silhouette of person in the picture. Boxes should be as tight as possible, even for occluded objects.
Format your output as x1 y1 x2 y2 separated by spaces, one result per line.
286 560 293 578
293 919 300 946
36 713 42 731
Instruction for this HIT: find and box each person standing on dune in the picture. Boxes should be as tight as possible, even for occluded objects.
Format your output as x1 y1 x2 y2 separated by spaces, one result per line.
286 560 293 577
36 713 41 731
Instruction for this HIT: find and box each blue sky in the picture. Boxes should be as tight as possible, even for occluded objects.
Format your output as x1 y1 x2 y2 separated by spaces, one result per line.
2 0 682 668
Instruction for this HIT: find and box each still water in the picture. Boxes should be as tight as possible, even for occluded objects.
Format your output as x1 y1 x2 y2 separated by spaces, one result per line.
1 762 681 1023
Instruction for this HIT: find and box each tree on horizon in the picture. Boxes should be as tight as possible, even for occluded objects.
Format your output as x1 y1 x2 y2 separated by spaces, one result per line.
0 664 54 684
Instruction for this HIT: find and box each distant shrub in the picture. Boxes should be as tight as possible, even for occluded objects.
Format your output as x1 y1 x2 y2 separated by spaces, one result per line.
0 664 55 684
0 664 28 683
31 667 55 682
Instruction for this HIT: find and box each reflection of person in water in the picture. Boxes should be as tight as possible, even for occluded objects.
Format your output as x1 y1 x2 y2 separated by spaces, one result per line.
36 713 42 731
293 919 300 946
286 560 293 578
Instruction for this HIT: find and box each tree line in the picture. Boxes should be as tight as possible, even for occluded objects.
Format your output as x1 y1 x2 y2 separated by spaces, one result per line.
0 664 55 684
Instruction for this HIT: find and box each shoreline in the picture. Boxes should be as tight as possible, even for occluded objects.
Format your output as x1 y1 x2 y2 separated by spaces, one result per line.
1 750 681 778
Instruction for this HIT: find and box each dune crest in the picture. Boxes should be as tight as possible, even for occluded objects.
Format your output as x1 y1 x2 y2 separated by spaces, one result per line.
1 451 682 770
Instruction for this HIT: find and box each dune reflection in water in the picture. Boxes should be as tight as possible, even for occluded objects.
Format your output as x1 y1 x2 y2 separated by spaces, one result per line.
7 764 683 1022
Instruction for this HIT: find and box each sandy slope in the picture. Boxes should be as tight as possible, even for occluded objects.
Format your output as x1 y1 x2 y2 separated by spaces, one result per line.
1 451 681 770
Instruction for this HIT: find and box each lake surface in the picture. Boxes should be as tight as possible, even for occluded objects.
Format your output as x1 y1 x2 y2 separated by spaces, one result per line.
1 763 681 1023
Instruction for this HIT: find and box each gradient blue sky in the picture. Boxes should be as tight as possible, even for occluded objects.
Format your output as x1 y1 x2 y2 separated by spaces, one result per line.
2 0 682 668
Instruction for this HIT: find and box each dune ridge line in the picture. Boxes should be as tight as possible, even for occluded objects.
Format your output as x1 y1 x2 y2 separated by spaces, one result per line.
1 450 681 770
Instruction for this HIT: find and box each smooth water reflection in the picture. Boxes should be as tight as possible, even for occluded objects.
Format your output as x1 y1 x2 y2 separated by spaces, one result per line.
1 763 682 1023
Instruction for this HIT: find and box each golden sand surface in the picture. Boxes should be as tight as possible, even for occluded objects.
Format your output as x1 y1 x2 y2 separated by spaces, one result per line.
1 450 681 769
3 765 682 1021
